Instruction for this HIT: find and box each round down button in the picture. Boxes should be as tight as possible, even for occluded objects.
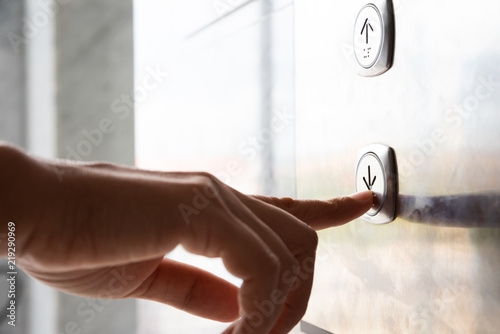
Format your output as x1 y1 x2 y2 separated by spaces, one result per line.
354 144 397 224
356 153 386 216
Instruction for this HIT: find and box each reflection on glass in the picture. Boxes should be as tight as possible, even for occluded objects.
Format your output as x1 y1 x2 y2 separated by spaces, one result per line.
135 0 295 332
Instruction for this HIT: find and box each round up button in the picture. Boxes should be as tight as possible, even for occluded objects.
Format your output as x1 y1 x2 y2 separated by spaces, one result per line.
352 0 395 77
354 5 383 69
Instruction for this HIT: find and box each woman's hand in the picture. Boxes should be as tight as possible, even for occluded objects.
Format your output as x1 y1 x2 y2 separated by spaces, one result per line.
0 143 373 334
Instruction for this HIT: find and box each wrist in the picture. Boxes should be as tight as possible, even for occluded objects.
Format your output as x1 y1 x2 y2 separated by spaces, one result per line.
0 144 27 257
0 144 49 259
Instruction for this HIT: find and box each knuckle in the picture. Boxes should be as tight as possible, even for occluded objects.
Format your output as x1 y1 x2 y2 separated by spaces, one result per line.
195 171 211 178
277 196 299 214
86 162 118 170
261 252 281 277
336 195 351 208
283 258 300 284
195 171 217 184
292 227 319 258
300 226 319 249
284 300 308 322
327 196 343 211
181 272 203 311
194 172 221 194
283 253 299 273
305 227 319 247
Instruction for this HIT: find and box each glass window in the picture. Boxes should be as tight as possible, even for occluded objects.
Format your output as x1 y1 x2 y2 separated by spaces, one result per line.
134 0 295 332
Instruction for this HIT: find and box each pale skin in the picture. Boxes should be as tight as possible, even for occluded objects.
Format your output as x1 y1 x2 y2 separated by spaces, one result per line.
0 143 373 334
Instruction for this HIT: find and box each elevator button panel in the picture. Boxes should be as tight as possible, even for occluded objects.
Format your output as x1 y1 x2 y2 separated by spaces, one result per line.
354 0 395 77
355 144 398 224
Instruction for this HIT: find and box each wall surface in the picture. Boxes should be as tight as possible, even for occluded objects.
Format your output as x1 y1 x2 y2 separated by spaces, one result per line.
0 0 26 147
54 0 136 333
295 0 500 333
56 0 135 165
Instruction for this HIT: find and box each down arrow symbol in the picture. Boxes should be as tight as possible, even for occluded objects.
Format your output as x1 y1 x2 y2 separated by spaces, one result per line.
363 165 377 190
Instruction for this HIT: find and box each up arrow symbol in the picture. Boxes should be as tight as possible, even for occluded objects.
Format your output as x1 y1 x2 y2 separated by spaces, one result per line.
361 18 374 44
363 165 377 190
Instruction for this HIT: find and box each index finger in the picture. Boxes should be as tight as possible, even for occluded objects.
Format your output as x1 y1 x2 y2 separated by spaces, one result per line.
252 190 374 230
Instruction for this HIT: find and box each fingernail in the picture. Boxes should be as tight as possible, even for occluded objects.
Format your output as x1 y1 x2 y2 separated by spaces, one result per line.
349 190 374 202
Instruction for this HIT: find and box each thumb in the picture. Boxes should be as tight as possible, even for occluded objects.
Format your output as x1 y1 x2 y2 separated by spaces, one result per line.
252 190 374 230
128 258 239 322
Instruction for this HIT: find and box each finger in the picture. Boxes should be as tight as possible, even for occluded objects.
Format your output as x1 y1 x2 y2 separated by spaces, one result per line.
232 193 319 333
230 191 372 332
269 251 316 334
128 257 239 322
179 200 283 334
212 186 300 331
252 190 374 230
